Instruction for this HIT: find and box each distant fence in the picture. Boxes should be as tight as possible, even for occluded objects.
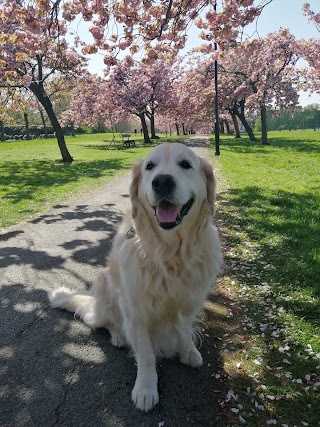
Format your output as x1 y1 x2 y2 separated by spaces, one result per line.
1 126 74 141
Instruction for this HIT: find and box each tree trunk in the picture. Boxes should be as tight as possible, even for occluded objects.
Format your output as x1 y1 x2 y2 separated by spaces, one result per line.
260 104 268 145
149 108 158 139
139 113 151 144
225 119 231 134
175 123 180 135
232 100 257 141
30 82 73 162
0 120 4 142
24 113 30 140
230 112 241 138
237 112 257 141
39 107 48 138
182 123 186 135
220 119 225 134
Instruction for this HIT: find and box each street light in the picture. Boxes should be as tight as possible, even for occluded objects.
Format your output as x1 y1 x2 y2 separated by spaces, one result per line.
214 1 220 156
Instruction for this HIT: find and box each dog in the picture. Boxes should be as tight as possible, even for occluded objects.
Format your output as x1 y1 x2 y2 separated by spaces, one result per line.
50 143 223 412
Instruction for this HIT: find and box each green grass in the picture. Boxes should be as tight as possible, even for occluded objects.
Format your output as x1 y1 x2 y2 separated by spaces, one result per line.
210 130 320 426
0 132 185 229
2 129 319 425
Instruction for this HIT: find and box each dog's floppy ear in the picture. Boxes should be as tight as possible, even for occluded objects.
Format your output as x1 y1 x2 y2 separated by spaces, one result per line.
200 157 216 215
129 159 143 219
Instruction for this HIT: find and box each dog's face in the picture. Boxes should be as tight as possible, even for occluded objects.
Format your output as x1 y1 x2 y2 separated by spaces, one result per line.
130 143 215 230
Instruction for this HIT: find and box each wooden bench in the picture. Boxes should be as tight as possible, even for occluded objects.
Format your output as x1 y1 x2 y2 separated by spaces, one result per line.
121 133 136 148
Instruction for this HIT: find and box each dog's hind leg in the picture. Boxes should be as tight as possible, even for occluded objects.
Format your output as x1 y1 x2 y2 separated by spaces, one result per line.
178 323 203 368
110 330 127 348
50 271 127 347
93 270 127 347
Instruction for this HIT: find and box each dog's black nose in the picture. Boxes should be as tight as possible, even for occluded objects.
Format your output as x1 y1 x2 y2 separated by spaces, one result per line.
152 174 176 196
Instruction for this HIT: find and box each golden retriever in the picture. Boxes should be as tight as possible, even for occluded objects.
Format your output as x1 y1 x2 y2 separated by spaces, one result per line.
50 143 223 412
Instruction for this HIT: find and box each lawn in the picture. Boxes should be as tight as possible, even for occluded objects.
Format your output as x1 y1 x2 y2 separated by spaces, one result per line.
211 130 320 426
0 132 185 229
1 129 319 425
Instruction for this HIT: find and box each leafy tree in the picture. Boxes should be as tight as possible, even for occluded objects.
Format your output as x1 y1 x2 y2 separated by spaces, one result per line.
255 105 320 131
301 104 320 130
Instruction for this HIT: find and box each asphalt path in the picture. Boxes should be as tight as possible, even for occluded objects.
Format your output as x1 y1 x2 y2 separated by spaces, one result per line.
0 136 225 427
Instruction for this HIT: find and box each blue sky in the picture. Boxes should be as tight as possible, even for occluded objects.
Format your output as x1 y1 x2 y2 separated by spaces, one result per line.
78 0 320 106
247 0 319 40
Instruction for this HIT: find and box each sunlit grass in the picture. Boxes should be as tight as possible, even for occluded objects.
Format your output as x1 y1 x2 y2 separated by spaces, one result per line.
210 130 320 426
2 129 319 424
0 133 182 229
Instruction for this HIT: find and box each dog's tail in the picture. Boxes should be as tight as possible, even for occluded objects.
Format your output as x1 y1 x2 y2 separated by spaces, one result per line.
50 287 99 328
50 270 125 344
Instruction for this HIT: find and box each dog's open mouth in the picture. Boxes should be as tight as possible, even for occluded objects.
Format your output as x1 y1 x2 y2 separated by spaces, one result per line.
153 198 194 230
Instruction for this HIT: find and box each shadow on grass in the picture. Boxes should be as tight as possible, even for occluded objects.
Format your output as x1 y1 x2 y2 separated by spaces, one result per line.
219 133 320 155
0 158 130 205
214 184 320 424
82 143 123 150
269 135 320 153
218 186 320 299
80 141 158 150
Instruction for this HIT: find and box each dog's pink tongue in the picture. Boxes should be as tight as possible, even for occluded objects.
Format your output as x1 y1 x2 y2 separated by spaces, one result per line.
156 202 180 223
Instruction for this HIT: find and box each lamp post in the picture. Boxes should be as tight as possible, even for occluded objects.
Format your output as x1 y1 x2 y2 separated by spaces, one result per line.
214 1 220 156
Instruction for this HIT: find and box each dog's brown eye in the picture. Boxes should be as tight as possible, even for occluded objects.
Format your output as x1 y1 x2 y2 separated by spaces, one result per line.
146 161 155 171
179 160 192 169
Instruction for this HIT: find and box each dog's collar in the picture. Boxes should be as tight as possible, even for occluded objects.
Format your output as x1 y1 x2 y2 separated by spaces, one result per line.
126 225 136 239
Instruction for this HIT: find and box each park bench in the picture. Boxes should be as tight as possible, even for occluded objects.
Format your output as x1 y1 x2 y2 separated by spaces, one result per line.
121 133 136 148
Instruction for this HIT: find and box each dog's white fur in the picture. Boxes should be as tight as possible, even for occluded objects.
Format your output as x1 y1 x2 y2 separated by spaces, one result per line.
50 143 223 412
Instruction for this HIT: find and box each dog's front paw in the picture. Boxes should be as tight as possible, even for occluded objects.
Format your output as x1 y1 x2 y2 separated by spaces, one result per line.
131 378 159 412
180 348 203 368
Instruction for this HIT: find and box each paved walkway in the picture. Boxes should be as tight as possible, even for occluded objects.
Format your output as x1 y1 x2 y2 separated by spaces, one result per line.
0 136 224 427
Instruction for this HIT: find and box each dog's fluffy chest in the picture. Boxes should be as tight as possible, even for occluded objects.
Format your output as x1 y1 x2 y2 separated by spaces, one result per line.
117 234 218 316
110 217 222 337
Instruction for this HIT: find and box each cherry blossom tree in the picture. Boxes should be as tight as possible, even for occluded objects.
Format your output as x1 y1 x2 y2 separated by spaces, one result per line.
63 59 175 142
297 5 320 101
108 63 152 140
108 58 176 142
144 61 177 139
159 56 253 138
297 37 320 103
302 2 320 31
0 0 276 156
219 72 257 140
62 0 272 64
164 28 299 143
173 60 214 134
12 90 39 140
153 56 223 136
0 0 86 162
218 29 299 144
61 74 119 130
0 88 16 141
